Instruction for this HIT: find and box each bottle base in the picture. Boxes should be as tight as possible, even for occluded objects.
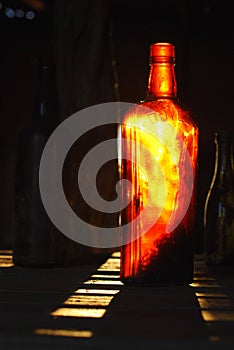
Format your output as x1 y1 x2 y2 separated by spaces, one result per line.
120 272 194 287
121 278 193 287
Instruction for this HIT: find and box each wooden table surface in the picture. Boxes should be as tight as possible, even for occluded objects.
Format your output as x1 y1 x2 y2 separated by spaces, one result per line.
0 251 234 350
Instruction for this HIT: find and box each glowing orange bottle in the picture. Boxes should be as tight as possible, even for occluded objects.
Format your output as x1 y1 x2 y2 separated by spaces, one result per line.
120 43 198 285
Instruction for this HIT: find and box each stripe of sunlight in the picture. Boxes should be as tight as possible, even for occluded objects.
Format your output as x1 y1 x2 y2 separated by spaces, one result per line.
196 292 234 322
35 328 93 338
97 251 121 272
191 268 234 325
0 250 14 268
85 251 123 285
190 277 221 288
49 251 122 320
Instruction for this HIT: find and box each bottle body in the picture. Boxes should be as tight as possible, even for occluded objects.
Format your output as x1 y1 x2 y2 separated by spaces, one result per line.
204 131 234 265
13 63 72 267
120 43 198 285
14 127 63 266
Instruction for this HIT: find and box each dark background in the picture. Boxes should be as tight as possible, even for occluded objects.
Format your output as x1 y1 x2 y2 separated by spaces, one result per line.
0 0 234 253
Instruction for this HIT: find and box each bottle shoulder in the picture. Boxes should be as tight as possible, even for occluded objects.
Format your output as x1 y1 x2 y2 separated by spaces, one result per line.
17 119 56 153
122 97 198 133
206 171 234 215
212 172 234 192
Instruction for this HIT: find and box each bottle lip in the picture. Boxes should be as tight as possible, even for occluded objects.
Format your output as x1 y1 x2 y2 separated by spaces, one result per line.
150 42 175 62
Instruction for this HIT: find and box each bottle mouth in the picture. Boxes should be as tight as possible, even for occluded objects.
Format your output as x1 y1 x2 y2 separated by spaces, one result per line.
150 42 175 63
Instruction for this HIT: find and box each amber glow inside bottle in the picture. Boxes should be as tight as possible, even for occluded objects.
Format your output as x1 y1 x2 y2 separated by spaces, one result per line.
120 43 198 285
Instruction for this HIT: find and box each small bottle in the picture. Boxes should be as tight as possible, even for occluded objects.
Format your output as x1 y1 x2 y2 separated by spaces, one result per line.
13 61 72 266
204 130 234 265
120 43 198 285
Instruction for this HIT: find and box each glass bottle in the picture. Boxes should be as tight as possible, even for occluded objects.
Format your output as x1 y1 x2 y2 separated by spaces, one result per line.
120 43 199 285
13 61 73 267
204 130 234 265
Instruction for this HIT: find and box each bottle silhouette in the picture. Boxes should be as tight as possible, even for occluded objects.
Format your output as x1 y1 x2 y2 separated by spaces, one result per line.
120 43 199 285
13 61 72 266
204 130 234 265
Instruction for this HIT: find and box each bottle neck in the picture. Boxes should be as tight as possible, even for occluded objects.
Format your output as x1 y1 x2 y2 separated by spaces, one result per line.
213 137 234 189
36 65 48 119
216 141 234 175
33 62 59 128
147 61 177 98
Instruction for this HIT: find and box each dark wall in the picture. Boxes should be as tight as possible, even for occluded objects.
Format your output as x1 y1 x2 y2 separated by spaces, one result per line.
0 0 53 247
0 0 234 252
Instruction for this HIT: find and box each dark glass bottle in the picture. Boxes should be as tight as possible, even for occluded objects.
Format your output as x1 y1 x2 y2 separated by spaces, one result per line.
120 43 199 285
13 61 72 267
204 130 234 265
